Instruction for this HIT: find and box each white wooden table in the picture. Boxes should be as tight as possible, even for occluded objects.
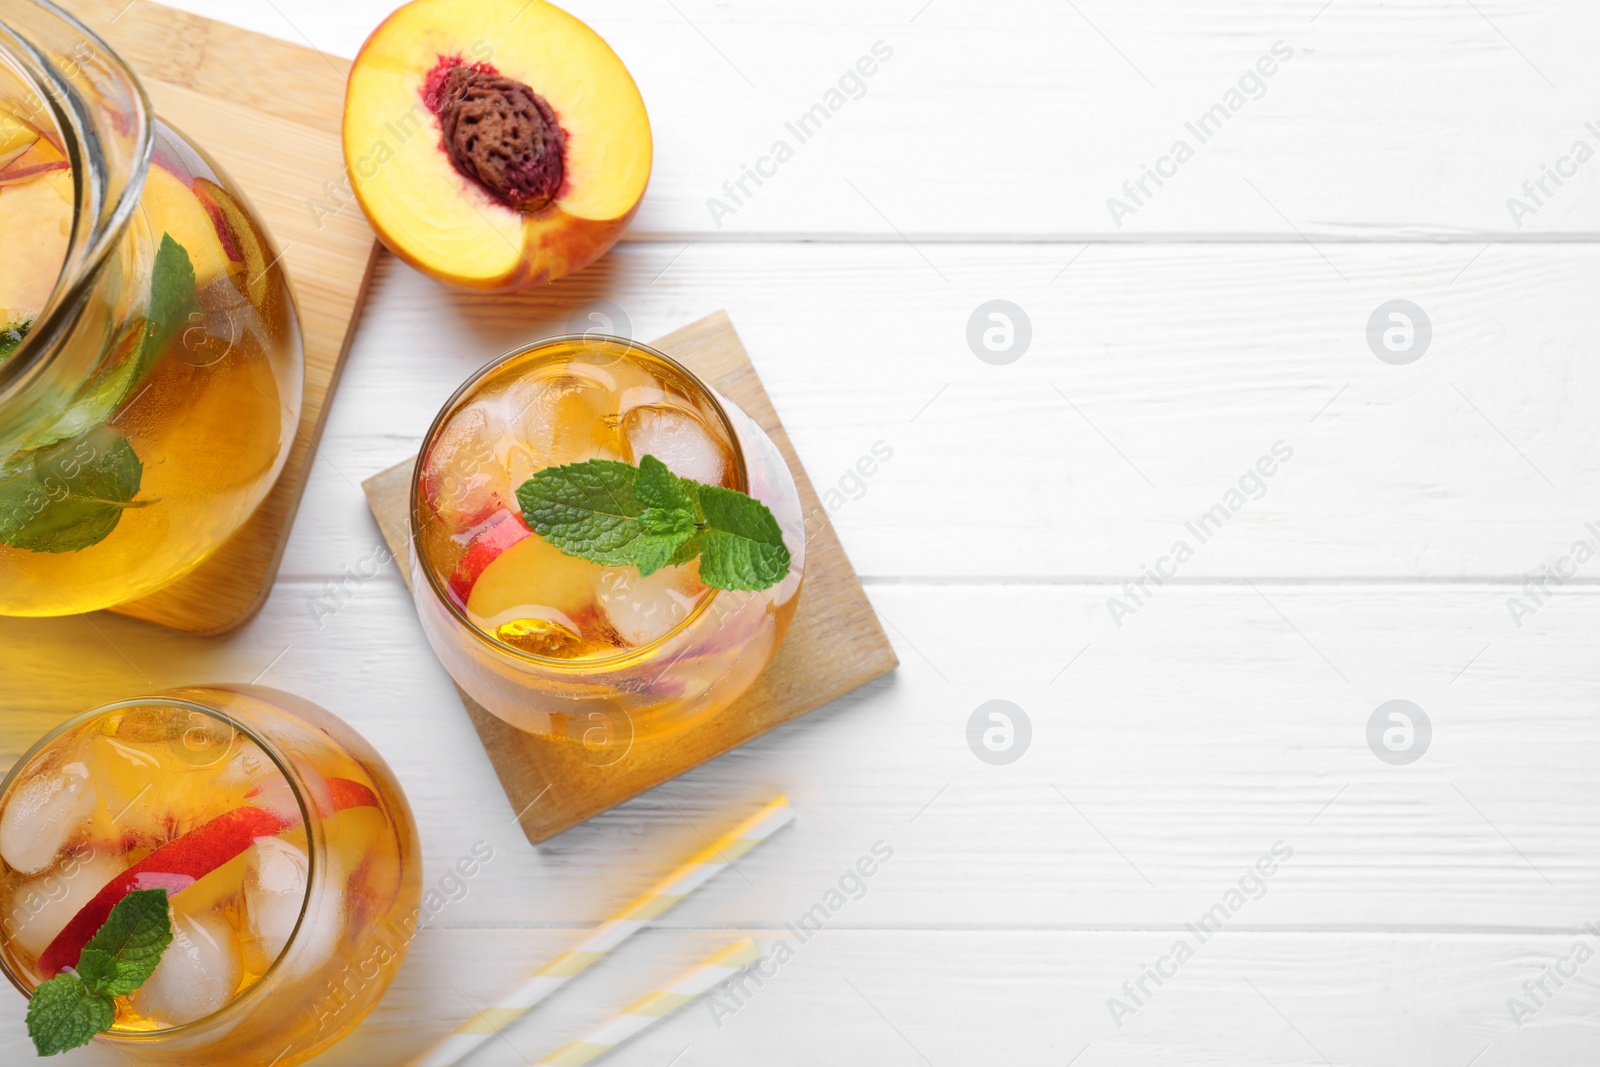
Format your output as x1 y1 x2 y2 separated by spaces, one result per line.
5 1 1600 1063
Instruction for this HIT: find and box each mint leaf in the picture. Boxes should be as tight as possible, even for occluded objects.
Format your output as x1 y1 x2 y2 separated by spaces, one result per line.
137 233 197 381
517 454 790 591
26 974 114 1056
0 424 148 553
42 233 191 448
0 320 29 362
695 484 792 591
8 235 193 455
516 459 646 567
78 889 173 997
633 532 687 577
637 507 698 575
668 532 704 567
634 462 697 576
38 324 147 448
640 507 696 538
73 949 117 993
23 889 173 1054
635 454 694 512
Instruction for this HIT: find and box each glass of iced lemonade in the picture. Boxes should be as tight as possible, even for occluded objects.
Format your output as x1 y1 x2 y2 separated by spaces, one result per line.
0 686 421 1064
411 335 805 756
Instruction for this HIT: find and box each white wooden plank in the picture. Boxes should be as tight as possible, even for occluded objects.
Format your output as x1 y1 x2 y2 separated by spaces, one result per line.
319 930 1600 1067
5 929 1596 1065
3 583 1596 931
148 0 1600 237
280 244 1600 580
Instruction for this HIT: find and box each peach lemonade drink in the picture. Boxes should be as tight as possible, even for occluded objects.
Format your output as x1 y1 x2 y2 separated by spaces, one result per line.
0 686 421 1064
0 21 302 615
411 336 805 752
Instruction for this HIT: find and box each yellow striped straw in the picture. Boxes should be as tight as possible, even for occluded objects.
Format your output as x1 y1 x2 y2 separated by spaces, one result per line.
532 939 761 1067
409 796 795 1067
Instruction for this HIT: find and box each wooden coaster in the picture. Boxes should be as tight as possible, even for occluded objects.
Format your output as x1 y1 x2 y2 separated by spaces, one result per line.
62 0 382 634
363 312 898 844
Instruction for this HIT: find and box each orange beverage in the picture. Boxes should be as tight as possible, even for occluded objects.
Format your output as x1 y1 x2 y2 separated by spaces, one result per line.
0 686 421 1065
0 4 303 615
411 335 805 755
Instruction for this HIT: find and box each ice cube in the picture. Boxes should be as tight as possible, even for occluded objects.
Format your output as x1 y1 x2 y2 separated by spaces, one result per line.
560 359 620 392
421 402 513 531
621 404 732 486
596 564 699 646
131 907 243 1026
214 745 276 792
242 837 308 969
279 867 344 978
0 762 96 875
9 849 121 959
499 373 621 468
88 734 191 846
245 776 303 829
616 383 674 413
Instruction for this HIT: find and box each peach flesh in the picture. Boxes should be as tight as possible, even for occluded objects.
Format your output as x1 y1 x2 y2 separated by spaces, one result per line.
342 0 651 290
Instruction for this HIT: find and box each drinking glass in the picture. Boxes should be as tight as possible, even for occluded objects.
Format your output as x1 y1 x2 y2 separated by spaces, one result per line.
410 335 805 757
0 685 421 1065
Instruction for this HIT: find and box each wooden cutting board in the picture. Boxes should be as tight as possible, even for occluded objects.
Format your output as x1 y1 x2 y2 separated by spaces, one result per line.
363 312 899 844
61 0 381 634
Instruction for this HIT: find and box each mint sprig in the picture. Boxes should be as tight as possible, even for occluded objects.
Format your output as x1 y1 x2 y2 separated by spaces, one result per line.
517 454 791 591
26 889 174 1055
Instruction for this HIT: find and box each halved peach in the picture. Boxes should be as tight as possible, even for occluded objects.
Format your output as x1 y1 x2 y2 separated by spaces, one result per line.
343 0 651 289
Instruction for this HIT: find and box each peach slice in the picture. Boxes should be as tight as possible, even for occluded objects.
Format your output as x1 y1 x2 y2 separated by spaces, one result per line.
191 182 243 264
142 163 234 290
448 508 535 607
455 509 593 620
0 132 44 176
467 533 595 625
455 509 602 654
194 178 271 304
0 139 72 324
0 109 44 170
0 135 65 188
343 0 651 289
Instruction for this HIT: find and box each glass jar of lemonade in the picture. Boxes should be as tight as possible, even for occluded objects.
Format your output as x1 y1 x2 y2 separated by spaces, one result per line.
411 335 805 755
0 685 422 1065
0 2 303 615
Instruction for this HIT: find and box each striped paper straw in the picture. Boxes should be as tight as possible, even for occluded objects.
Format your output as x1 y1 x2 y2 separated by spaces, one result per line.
532 939 761 1067
410 796 795 1067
